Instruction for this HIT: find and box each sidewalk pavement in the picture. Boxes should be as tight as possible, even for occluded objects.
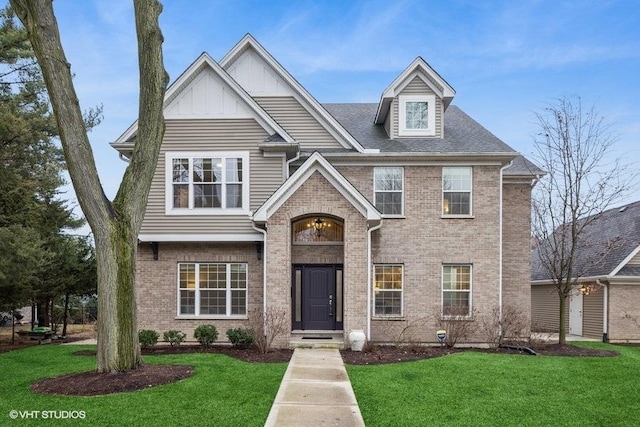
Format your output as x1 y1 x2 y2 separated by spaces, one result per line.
264 348 365 427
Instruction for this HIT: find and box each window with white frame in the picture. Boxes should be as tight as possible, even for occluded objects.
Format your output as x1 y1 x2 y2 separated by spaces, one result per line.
166 152 249 214
398 94 436 136
373 265 403 316
442 167 472 216
442 264 472 317
178 263 247 317
374 167 404 216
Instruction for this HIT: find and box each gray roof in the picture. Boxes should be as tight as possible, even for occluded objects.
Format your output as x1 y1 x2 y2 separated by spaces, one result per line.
532 200 640 280
504 155 545 176
323 103 517 154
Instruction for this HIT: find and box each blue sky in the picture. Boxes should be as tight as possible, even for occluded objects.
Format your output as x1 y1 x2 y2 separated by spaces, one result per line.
8 0 640 216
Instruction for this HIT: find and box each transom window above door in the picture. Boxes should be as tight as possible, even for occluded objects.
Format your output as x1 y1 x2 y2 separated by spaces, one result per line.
292 217 344 244
165 151 249 215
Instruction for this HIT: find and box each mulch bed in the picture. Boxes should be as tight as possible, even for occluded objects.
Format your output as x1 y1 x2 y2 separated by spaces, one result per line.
31 364 193 396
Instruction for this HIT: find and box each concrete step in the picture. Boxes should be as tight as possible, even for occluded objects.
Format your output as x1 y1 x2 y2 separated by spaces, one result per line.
290 331 345 350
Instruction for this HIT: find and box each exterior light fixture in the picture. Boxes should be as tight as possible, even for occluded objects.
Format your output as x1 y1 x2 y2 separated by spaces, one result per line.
580 284 590 296
313 218 325 235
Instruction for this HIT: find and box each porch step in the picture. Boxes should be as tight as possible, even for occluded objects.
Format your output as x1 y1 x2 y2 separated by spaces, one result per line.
290 331 345 350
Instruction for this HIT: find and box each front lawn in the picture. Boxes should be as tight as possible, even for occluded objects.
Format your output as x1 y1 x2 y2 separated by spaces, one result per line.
347 342 640 426
0 345 286 426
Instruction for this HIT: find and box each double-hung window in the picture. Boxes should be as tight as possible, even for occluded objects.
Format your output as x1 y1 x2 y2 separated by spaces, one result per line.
442 265 472 317
398 94 436 137
178 263 247 317
442 167 472 216
374 167 404 216
373 265 403 316
166 151 249 214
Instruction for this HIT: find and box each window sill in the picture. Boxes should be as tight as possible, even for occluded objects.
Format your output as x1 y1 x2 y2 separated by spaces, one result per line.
440 315 474 321
175 315 248 320
166 209 250 216
441 214 474 219
372 316 405 321
380 214 405 219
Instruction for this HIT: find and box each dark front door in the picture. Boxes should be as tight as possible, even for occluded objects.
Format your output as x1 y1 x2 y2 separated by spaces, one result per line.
292 264 343 331
301 266 335 330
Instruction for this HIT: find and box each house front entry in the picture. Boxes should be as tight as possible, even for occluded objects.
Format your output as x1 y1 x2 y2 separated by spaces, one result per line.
292 264 343 331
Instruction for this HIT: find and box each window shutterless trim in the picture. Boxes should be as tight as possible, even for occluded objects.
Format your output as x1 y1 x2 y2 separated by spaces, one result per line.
398 94 436 137
372 264 404 317
442 166 473 217
441 264 473 318
373 167 404 217
165 151 250 215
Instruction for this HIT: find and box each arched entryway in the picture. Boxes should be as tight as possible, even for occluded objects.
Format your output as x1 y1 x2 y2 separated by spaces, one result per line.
291 215 344 331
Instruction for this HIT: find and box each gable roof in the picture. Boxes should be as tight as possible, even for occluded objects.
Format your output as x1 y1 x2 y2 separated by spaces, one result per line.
252 152 382 223
532 200 640 281
374 57 456 125
112 51 295 147
220 34 372 154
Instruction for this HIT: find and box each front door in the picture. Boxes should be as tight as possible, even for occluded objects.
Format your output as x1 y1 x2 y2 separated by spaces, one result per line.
292 265 342 330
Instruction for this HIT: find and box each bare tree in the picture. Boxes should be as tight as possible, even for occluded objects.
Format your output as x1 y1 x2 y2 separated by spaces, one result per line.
531 95 635 345
10 0 168 372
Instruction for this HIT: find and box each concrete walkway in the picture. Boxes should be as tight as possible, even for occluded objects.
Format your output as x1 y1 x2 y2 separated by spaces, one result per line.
264 348 365 427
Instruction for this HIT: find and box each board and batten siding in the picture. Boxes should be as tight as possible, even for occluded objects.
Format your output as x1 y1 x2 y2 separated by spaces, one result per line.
390 76 443 139
254 96 345 150
582 288 604 338
139 118 284 236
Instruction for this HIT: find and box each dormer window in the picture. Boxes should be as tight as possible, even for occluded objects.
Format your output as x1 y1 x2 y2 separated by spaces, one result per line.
398 94 436 137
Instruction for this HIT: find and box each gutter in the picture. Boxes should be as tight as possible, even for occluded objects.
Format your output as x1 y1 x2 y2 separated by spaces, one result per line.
367 220 383 341
498 160 512 338
285 150 301 179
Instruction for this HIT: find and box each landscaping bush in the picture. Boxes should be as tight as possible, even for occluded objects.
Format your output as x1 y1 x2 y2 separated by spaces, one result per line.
138 329 159 348
226 328 255 347
194 325 218 347
163 330 186 346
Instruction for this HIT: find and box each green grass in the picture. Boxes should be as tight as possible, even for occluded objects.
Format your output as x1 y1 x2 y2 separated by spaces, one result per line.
347 343 640 427
0 345 287 426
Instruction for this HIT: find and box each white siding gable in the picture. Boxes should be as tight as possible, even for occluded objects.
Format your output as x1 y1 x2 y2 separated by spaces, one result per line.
226 49 294 96
164 67 253 119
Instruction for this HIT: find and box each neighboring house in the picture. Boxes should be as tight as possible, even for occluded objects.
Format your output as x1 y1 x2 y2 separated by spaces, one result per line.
532 201 640 343
111 34 539 348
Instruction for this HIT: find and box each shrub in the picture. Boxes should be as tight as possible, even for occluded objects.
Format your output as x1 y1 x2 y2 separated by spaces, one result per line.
248 307 288 353
194 325 218 347
138 329 159 348
163 330 186 346
226 328 255 347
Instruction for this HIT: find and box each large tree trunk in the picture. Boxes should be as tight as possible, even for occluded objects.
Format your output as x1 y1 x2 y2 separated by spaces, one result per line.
558 292 567 346
11 0 168 372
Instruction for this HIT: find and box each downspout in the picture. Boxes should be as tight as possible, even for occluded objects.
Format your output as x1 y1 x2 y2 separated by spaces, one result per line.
251 223 268 332
498 161 513 338
596 279 609 342
367 220 383 341
285 150 301 179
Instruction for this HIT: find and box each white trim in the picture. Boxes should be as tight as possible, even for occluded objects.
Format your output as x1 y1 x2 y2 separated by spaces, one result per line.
114 52 295 144
372 264 404 317
441 264 473 318
498 160 512 338
165 151 250 215
219 34 366 153
367 222 383 341
138 233 263 242
398 94 436 137
373 166 404 217
177 262 248 317
442 166 473 216
252 152 382 223
375 57 455 124
610 245 640 276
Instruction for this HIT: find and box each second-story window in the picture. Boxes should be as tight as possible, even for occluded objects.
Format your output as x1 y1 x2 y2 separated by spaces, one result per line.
442 167 472 216
374 167 404 216
166 152 249 215
398 94 436 137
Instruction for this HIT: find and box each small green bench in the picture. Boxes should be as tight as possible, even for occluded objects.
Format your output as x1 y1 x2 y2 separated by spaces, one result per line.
16 327 53 344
